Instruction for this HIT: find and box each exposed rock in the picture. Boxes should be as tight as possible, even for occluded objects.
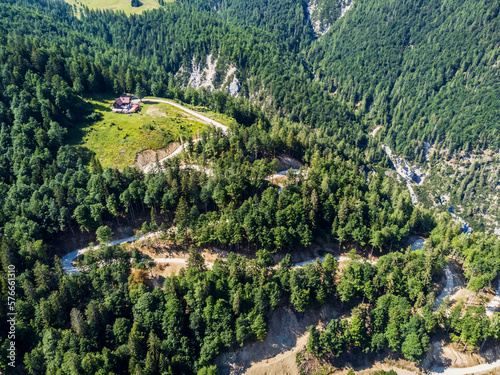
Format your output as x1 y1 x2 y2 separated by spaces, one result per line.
227 76 240 96
178 55 240 96
370 125 382 137
187 54 217 90
382 144 426 186
216 304 337 375
424 141 432 162
306 0 353 37
382 144 424 205
483 347 500 362
340 0 353 18
221 66 236 85
382 145 474 234
307 0 331 36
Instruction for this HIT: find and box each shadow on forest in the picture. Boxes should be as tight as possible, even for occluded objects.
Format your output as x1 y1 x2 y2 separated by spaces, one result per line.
89 101 111 113
65 96 111 159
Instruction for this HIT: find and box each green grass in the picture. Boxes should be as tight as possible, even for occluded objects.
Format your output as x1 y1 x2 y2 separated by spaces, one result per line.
68 96 207 169
190 107 239 129
143 97 239 129
65 0 170 15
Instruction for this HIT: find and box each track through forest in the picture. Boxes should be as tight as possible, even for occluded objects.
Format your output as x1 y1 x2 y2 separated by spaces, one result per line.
140 98 229 133
63 101 500 374
140 98 228 173
428 358 500 375
62 235 364 274
61 235 500 374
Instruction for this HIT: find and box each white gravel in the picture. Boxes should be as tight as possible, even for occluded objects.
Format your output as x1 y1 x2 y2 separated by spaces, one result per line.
434 265 454 310
429 359 500 375
487 284 500 317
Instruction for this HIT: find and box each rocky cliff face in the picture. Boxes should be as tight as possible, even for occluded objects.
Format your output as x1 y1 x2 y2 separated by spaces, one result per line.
306 0 353 37
382 144 426 205
382 144 477 235
176 54 241 96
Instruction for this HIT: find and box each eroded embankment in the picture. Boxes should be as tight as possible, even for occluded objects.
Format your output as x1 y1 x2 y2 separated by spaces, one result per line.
216 304 338 375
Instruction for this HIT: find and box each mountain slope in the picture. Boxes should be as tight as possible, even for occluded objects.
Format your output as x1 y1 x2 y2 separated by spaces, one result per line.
309 0 500 159
2 1 500 374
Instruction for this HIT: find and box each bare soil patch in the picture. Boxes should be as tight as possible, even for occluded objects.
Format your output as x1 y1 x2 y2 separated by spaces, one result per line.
135 142 180 170
125 237 226 277
145 106 167 118
151 262 186 278
216 304 338 375
424 340 500 373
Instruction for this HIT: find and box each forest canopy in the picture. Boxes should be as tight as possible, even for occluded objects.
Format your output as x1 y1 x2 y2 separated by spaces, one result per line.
0 0 499 373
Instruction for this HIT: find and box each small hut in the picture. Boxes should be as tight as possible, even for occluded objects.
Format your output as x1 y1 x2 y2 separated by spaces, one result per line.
113 96 131 109
112 96 139 113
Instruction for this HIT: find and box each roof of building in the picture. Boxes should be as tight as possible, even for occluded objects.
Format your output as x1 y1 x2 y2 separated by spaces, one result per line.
114 96 131 107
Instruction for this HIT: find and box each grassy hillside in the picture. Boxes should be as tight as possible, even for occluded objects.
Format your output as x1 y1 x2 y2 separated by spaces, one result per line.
65 0 168 15
68 97 208 169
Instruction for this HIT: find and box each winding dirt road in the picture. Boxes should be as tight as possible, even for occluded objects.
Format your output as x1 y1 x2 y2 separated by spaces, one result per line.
61 235 500 375
62 239 347 274
61 231 161 274
143 140 201 174
429 359 500 375
434 265 455 310
141 98 229 134
140 98 228 174
61 101 500 374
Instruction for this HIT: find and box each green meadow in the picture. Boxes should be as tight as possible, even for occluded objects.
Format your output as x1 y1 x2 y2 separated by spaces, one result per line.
68 97 207 169
65 0 169 15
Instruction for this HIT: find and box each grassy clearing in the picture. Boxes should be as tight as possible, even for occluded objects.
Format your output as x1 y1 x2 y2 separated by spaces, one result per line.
187 106 239 129
143 97 239 129
68 97 207 169
65 0 170 15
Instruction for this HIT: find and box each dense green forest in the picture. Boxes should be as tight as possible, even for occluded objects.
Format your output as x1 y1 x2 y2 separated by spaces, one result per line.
0 0 499 373
415 152 500 233
10 245 339 374
0 2 414 371
179 0 314 48
4 0 497 159
310 0 500 159
308 217 500 364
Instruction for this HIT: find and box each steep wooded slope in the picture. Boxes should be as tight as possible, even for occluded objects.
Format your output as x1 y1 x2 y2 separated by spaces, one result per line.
309 0 500 160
